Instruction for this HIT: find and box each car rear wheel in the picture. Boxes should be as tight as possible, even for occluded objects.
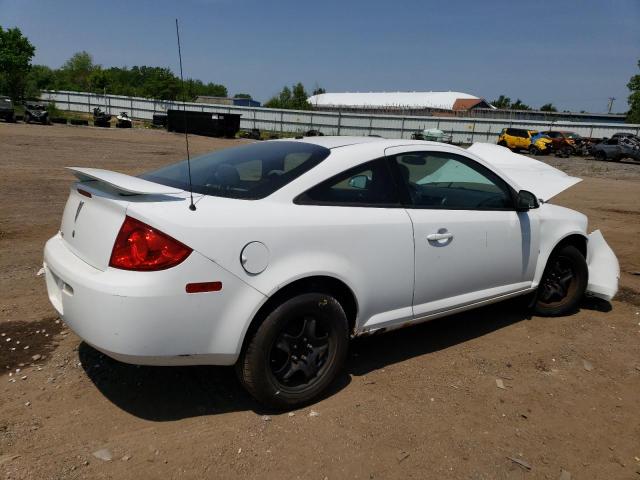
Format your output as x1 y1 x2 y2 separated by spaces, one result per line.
237 292 349 409
594 150 607 161
534 245 588 316
529 145 540 156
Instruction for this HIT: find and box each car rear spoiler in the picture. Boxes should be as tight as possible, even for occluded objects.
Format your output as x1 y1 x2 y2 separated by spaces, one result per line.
67 167 183 195
467 143 582 201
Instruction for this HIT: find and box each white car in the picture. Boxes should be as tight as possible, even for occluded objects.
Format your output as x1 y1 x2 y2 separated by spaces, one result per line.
43 137 619 408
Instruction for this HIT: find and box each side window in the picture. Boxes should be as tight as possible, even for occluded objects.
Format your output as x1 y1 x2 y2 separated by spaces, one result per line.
296 158 399 207
392 152 513 210
505 128 515 136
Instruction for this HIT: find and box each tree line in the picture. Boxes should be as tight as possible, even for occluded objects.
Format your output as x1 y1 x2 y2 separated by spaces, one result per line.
0 26 241 102
490 95 559 112
26 51 230 101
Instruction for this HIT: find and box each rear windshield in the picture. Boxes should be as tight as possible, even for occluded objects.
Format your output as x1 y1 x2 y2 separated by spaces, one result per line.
141 141 330 199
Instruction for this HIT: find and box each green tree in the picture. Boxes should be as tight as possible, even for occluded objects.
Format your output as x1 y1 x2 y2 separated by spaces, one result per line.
627 60 640 123
234 93 252 99
291 82 310 110
540 103 557 112
265 85 291 108
491 95 511 109
60 51 96 90
0 26 36 100
24 64 54 98
265 83 311 110
511 98 531 110
89 68 109 92
312 86 326 95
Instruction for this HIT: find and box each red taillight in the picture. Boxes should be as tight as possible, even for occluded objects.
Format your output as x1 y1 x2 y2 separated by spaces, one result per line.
109 216 192 271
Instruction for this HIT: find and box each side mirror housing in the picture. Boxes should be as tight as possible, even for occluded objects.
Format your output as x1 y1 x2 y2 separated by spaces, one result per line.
516 190 539 212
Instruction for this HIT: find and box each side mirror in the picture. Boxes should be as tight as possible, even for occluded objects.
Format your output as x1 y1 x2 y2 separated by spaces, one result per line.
348 174 370 189
516 190 539 212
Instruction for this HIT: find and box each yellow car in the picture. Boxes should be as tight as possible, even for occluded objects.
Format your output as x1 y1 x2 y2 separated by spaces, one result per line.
498 128 553 155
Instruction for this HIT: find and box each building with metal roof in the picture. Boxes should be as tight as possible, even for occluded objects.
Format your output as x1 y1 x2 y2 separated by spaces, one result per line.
306 91 493 112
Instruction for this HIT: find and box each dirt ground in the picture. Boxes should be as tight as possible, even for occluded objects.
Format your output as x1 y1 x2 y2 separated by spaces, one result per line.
0 123 639 480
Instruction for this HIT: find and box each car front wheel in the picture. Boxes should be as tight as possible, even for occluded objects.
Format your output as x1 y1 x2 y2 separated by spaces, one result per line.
594 150 607 161
237 292 349 409
534 245 588 316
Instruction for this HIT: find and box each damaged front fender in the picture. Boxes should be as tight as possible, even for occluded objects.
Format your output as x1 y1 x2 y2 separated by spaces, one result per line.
586 230 620 301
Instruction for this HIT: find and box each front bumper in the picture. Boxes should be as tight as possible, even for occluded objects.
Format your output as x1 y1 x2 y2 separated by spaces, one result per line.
43 233 265 366
586 230 619 301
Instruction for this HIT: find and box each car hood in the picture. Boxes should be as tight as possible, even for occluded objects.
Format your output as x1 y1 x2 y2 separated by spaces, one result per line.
467 143 581 201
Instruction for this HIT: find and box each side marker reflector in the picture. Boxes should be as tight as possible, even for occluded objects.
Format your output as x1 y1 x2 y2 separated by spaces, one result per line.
77 188 92 198
186 282 222 293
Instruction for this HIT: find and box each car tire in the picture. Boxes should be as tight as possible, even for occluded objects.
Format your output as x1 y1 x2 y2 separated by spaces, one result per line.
534 245 588 317
529 145 540 156
498 140 508 148
237 292 349 409
24 113 31 124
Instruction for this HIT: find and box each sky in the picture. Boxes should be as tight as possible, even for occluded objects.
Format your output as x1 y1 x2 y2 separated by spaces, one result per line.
1 0 638 113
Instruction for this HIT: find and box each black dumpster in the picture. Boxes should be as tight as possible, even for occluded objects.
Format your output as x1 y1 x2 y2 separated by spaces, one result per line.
152 113 167 127
167 110 241 138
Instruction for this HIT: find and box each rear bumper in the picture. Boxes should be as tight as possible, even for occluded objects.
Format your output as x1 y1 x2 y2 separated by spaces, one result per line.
43 233 265 366
586 230 619 301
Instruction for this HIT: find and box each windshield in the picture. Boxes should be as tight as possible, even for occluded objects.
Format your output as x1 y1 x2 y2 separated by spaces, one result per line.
565 133 581 139
141 141 330 200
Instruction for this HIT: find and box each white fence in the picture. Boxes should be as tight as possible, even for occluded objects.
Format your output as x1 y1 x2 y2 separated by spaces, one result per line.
41 90 640 144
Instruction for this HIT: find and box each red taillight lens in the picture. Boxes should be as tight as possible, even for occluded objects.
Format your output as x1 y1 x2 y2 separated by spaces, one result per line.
109 216 192 271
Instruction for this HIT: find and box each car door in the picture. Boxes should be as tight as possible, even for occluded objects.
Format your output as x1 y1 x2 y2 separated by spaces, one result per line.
604 138 621 158
511 129 526 150
295 156 415 332
386 147 538 319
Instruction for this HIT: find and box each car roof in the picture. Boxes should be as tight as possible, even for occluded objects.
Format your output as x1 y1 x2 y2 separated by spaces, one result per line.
285 135 453 151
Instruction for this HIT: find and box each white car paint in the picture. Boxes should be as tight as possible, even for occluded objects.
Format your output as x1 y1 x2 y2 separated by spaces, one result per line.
43 137 620 366
467 142 582 201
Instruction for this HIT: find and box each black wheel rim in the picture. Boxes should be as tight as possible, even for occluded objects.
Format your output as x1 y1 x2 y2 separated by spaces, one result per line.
538 256 576 306
269 316 330 389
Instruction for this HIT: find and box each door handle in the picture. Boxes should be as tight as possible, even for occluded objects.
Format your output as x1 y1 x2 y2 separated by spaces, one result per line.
427 232 454 241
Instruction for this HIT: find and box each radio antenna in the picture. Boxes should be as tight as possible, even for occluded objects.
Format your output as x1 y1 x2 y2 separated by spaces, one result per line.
175 18 196 211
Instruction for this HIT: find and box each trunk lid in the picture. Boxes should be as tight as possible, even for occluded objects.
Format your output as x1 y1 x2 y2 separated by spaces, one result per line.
60 169 188 271
467 143 582 201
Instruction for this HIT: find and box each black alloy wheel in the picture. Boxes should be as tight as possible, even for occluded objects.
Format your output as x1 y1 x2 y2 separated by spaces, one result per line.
237 292 349 409
534 245 588 316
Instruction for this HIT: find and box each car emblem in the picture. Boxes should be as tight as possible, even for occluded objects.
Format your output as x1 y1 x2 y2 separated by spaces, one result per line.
74 201 85 223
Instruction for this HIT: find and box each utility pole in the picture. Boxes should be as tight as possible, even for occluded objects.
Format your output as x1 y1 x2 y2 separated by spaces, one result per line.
607 97 615 114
